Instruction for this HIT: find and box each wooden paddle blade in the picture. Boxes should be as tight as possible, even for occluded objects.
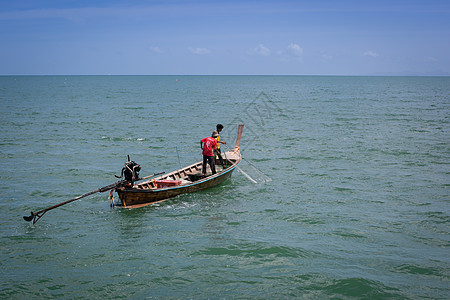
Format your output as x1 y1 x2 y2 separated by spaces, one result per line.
235 124 244 148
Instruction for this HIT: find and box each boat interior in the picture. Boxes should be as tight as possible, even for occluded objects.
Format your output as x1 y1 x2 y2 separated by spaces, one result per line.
135 152 239 190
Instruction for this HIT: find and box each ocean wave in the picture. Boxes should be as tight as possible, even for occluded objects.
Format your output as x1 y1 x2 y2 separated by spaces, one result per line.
192 243 312 259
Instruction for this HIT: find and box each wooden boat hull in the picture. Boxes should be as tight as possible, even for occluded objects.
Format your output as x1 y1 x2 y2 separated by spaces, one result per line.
115 148 241 208
116 163 237 207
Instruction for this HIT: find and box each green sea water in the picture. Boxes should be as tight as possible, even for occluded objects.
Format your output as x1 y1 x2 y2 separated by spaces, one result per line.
0 75 449 299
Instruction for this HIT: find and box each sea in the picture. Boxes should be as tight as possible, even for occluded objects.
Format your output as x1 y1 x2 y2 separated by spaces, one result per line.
0 75 449 299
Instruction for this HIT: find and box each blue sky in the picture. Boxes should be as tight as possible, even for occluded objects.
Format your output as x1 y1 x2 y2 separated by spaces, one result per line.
1 0 449 75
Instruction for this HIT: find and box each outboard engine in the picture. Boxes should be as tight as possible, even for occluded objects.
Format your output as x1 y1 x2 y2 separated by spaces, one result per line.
116 155 141 185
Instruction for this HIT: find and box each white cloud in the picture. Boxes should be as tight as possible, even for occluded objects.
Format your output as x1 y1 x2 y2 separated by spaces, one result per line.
287 43 303 57
363 51 379 57
277 43 303 61
249 44 271 56
149 46 163 54
188 47 211 55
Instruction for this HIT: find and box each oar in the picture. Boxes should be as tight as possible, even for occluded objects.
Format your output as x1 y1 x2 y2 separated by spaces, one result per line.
235 124 244 148
23 172 164 224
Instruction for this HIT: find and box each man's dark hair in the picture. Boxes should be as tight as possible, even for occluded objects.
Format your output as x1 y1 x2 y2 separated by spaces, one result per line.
216 124 224 130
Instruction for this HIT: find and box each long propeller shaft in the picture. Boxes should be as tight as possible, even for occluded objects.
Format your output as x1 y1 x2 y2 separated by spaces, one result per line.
23 172 164 224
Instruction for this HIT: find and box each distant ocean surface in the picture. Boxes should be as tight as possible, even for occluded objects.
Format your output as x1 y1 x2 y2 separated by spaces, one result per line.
0 75 449 299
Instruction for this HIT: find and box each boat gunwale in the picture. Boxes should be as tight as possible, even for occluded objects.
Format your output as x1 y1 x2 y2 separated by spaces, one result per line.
119 150 241 194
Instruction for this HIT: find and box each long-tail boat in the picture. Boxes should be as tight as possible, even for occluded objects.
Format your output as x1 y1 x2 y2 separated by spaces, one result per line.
23 124 244 224
113 124 244 208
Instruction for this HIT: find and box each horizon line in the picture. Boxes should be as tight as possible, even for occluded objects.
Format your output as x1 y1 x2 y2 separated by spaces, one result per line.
1 74 449 77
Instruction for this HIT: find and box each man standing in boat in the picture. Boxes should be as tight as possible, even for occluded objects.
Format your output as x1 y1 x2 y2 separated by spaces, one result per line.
214 124 227 167
200 132 218 175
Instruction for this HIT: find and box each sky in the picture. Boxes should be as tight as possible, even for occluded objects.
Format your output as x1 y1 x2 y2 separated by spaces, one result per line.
1 0 449 75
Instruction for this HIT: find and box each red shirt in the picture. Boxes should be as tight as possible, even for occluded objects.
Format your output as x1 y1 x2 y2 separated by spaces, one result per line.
201 137 217 156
